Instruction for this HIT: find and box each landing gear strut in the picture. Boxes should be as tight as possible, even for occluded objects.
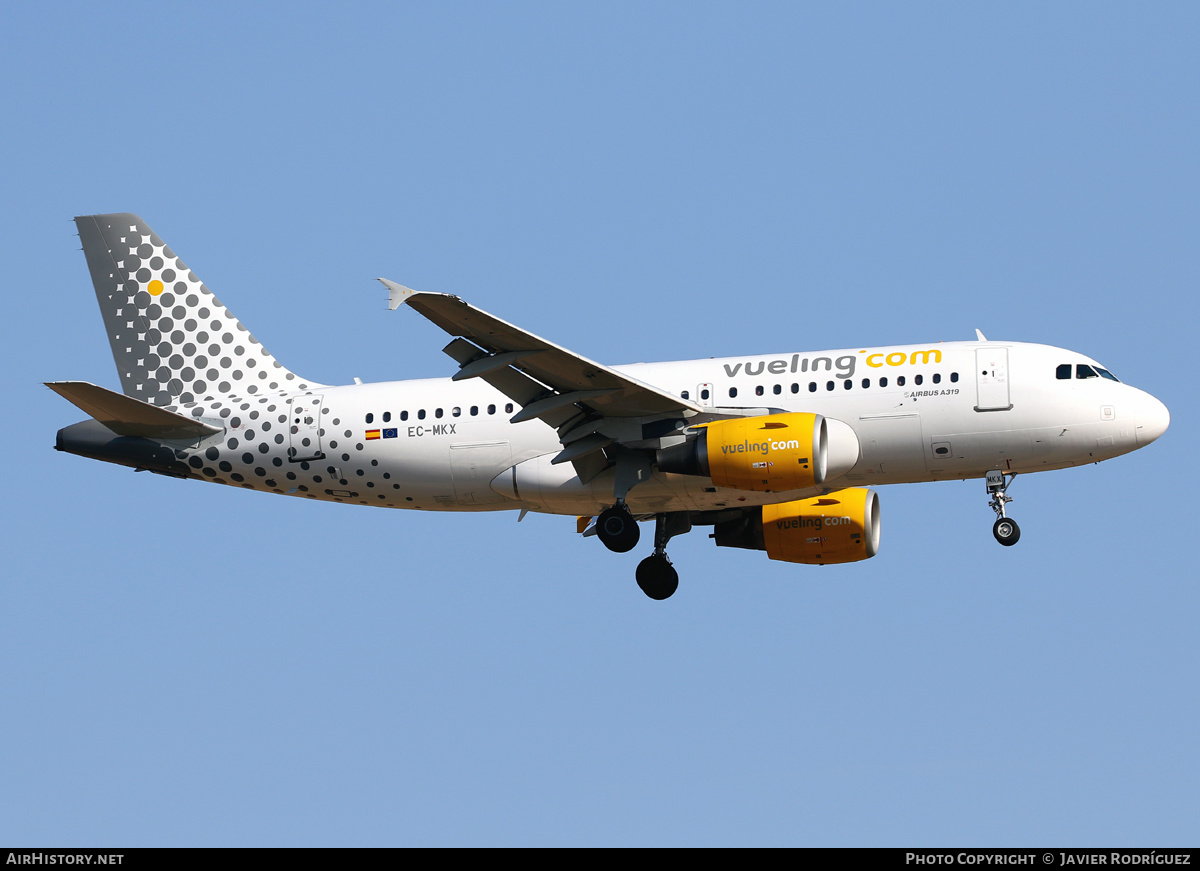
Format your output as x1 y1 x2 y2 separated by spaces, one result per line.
635 513 691 600
986 470 1020 546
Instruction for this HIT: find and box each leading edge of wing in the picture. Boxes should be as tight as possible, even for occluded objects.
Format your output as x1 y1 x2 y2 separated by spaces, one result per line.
379 280 704 420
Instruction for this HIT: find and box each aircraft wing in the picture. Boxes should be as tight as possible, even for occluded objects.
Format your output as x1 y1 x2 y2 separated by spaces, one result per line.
382 281 703 428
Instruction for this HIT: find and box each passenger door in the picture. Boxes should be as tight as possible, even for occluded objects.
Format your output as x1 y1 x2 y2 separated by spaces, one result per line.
975 349 1012 412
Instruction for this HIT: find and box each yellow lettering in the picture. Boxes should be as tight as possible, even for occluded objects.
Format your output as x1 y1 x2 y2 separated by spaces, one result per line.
866 353 884 368
910 349 942 365
886 352 906 367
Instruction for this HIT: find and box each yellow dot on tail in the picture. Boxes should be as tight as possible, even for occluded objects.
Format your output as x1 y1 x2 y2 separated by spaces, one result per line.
148 280 164 296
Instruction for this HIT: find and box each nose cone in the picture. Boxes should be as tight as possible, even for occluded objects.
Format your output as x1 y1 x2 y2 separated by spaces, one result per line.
1136 394 1170 446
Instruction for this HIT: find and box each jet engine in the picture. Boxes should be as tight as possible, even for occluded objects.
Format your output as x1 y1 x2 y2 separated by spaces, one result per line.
656 412 859 492
713 487 880 565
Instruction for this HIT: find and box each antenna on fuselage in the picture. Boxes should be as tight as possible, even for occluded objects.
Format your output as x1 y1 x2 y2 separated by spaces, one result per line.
975 329 987 341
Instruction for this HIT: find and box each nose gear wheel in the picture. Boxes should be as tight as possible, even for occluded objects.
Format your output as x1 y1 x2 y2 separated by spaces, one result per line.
985 470 1021 546
992 516 1020 546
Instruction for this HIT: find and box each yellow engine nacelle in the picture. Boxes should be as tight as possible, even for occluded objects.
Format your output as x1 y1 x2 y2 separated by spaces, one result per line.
713 488 880 565
657 412 828 492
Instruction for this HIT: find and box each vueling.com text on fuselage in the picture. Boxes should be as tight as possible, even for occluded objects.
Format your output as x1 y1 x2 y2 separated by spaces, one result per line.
721 348 943 381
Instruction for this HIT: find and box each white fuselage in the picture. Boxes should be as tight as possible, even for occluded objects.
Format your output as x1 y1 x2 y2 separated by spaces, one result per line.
173 339 1168 516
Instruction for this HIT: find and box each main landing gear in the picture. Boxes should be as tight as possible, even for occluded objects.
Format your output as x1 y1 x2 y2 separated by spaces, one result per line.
596 506 690 600
636 553 678 601
985 470 1020 546
596 502 640 553
635 513 690 600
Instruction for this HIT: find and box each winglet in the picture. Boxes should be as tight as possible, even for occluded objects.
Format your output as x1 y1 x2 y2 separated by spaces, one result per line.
379 278 417 310
975 329 987 341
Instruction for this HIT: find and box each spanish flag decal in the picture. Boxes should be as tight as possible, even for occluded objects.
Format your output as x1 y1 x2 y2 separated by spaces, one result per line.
365 429 381 440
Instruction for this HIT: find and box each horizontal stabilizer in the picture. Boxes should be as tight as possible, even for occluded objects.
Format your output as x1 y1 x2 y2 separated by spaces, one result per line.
45 381 221 439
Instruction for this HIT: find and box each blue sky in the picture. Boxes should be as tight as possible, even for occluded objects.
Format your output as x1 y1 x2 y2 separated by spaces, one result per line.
2 1 1197 846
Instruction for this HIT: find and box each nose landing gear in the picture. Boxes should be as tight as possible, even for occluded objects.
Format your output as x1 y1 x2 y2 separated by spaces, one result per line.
986 470 1020 546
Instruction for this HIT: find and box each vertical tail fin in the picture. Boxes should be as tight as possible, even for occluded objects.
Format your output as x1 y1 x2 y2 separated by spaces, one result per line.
75 213 317 406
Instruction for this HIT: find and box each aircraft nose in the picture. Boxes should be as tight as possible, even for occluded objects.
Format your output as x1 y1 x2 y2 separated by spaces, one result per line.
1135 393 1170 446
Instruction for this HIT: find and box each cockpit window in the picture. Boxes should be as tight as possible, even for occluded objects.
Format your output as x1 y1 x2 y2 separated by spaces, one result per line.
1063 362 1120 381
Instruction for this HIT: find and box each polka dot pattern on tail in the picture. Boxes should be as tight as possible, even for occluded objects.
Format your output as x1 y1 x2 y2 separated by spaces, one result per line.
75 214 319 406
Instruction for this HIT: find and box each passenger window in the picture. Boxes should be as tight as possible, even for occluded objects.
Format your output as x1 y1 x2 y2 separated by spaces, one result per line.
383 411 391 422
791 383 799 394
488 404 496 414
773 384 781 395
932 373 941 384
950 372 958 383
728 387 737 398
505 403 513 413
470 406 479 416
826 381 835 391
681 390 690 400
400 410 409 421
701 388 710 400
365 413 374 424
897 376 906 386
808 382 817 393
435 408 443 418
1056 364 1072 380
1077 365 1099 379
914 374 923 385
418 409 426 420
452 407 461 417
843 380 852 390
755 385 764 396
862 378 870 389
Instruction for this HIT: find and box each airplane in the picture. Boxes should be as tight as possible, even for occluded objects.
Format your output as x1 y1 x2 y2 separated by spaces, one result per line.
49 214 1171 599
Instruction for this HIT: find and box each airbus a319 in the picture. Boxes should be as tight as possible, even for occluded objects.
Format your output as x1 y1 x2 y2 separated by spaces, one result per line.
50 214 1170 599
